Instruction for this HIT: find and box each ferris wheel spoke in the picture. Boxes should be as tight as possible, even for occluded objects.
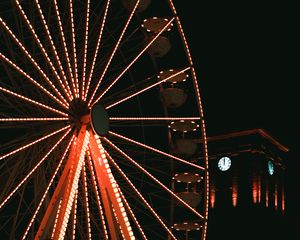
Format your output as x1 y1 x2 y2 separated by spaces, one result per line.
0 17 69 105
53 0 76 99
87 0 141 106
15 0 73 101
108 131 205 171
33 0 74 99
69 0 79 98
104 150 177 240
0 86 68 117
91 17 175 106
109 117 201 121
82 163 92 239
86 152 109 239
103 137 205 221
84 0 111 101
0 125 71 162
0 127 71 211
0 117 68 122
0 52 68 109
22 134 74 240
106 66 190 110
118 186 148 240
80 0 91 99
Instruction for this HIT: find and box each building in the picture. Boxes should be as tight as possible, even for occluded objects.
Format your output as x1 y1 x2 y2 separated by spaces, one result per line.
206 129 288 240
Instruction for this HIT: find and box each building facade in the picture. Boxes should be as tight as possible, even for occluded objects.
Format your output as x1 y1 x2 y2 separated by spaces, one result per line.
206 129 288 240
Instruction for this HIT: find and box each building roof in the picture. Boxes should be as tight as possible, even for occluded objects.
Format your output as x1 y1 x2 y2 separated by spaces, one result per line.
207 128 289 153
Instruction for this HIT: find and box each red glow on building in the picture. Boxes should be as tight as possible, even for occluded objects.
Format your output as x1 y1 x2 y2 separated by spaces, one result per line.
257 175 261 203
232 178 238 207
210 183 216 209
252 174 258 204
274 184 278 210
265 182 269 208
252 173 261 205
281 185 285 213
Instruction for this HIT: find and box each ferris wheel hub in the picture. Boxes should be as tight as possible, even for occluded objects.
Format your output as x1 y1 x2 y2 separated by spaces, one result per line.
90 103 110 136
68 98 90 127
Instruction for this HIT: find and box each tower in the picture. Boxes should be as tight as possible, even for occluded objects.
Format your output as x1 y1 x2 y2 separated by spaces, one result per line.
206 129 288 240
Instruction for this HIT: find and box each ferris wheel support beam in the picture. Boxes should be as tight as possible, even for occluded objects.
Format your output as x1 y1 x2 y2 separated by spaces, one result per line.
86 152 109 239
35 127 89 240
22 135 74 240
82 164 92 239
71 190 78 240
89 133 134 240
118 186 148 240
92 165 118 240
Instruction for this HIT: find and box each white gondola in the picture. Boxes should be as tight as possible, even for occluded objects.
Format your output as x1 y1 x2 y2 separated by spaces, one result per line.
160 88 187 108
176 191 201 208
175 138 197 157
173 172 202 183
121 0 151 12
141 17 173 33
157 69 189 83
169 120 199 132
172 222 202 231
147 36 171 57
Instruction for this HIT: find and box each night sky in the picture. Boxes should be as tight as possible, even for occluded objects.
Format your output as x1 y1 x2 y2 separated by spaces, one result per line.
174 0 297 237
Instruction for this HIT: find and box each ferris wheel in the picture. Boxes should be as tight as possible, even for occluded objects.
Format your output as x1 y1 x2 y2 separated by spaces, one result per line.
0 0 209 239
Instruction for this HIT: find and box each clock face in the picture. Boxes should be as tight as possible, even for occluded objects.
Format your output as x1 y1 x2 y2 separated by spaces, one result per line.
218 157 231 171
268 161 274 175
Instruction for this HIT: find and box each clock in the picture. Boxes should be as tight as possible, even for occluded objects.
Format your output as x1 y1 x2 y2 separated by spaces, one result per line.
267 161 274 175
218 157 231 171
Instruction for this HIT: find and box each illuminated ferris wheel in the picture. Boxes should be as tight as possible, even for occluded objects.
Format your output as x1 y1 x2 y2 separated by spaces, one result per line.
0 0 209 239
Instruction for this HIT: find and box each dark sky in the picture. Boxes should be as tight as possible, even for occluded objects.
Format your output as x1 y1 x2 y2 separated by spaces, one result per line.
173 0 297 234
172 2 296 151
174 1 295 144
